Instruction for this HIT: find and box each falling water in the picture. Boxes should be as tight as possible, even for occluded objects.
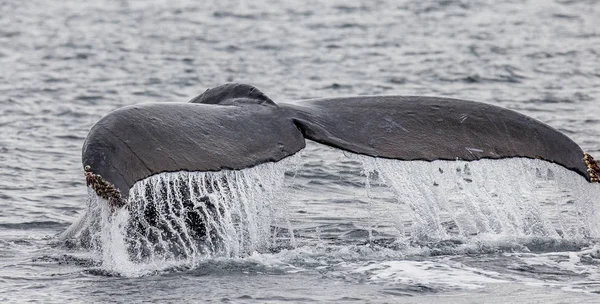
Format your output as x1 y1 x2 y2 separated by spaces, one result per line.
124 163 290 261
64 152 599 275
63 157 296 274
358 156 599 243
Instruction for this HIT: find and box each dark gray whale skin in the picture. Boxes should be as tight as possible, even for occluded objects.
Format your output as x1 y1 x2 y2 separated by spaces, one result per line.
282 96 587 175
82 83 589 200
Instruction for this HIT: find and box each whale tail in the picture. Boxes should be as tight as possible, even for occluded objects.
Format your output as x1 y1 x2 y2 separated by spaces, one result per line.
82 83 597 208
280 96 591 179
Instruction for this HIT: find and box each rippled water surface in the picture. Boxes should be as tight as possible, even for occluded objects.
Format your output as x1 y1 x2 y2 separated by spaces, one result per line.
2 0 600 303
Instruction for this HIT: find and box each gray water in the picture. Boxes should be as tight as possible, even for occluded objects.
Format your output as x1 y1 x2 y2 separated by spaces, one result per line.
2 0 600 303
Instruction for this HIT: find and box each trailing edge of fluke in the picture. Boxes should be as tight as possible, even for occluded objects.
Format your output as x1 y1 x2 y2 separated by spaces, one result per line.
82 83 600 208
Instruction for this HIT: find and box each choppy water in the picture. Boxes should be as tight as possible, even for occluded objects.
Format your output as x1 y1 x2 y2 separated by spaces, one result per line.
2 0 600 303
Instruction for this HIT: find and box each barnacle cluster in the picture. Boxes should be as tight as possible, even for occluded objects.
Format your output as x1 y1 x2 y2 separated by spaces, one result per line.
584 153 600 183
84 165 126 209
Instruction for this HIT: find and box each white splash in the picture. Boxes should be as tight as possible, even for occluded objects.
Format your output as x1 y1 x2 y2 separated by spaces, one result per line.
358 156 599 241
65 151 600 276
71 157 295 275
353 260 507 289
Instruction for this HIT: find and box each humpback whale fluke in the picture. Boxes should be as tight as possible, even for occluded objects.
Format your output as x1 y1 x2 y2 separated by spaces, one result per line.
82 83 599 207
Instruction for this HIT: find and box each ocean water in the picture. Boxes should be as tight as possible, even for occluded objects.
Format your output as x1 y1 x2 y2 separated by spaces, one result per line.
2 0 600 303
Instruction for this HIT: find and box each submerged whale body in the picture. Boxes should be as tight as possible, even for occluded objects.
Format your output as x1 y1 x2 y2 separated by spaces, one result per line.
82 83 599 207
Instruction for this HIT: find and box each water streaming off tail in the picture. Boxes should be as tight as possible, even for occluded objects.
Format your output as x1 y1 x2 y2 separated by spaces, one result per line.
358 156 599 241
67 158 296 274
125 163 290 261
65 152 600 275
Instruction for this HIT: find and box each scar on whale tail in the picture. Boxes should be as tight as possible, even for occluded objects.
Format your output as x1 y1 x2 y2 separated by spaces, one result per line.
82 83 600 208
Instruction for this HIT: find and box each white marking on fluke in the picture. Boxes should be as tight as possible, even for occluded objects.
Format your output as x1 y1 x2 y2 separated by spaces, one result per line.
465 147 484 153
